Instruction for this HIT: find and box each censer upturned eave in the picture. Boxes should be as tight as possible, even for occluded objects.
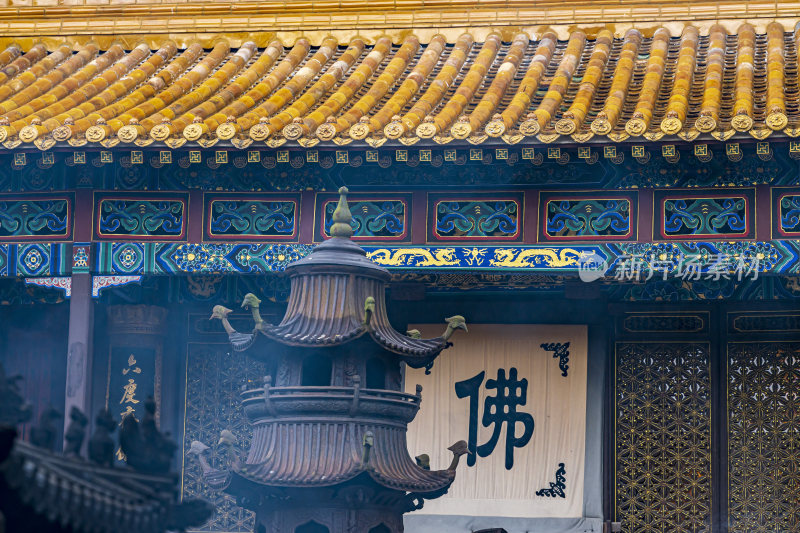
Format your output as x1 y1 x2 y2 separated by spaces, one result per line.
228 188 452 361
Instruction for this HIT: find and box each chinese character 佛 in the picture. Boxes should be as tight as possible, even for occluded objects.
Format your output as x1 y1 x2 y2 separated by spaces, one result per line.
455 368 535 470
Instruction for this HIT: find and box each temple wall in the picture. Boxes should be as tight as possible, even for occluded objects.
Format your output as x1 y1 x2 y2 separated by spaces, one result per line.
0 301 69 445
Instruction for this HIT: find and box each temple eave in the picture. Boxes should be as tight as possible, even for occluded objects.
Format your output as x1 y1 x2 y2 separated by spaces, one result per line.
0 22 797 152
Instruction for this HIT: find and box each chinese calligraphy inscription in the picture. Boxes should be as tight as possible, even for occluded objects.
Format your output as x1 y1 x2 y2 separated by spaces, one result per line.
107 346 156 443
455 367 535 470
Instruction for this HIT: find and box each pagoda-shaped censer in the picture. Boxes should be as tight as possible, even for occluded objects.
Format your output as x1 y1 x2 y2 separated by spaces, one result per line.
197 187 468 533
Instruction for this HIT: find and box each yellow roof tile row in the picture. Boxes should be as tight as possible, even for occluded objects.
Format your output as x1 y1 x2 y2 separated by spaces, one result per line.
4 24 800 150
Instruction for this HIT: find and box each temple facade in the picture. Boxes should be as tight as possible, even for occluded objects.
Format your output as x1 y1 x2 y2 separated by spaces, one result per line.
1 1 800 531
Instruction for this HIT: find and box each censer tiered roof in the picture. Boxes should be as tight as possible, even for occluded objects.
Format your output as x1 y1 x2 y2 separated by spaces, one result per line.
204 186 469 509
219 187 464 369
1 21 800 150
218 397 462 496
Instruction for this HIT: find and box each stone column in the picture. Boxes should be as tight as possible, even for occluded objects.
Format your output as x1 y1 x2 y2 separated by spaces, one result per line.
64 190 95 443
63 244 93 444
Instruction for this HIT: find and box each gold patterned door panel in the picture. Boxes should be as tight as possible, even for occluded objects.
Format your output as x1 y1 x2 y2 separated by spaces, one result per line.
615 341 713 533
182 341 265 533
727 340 800 533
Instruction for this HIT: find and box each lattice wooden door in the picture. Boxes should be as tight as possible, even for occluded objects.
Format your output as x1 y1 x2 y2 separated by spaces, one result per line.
181 311 266 533
613 306 800 533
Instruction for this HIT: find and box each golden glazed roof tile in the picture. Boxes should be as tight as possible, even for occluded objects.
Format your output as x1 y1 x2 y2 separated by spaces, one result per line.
4 24 800 147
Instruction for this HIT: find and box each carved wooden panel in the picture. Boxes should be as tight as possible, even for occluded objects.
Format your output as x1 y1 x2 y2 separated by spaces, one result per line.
181 342 265 533
615 342 713 533
728 341 800 532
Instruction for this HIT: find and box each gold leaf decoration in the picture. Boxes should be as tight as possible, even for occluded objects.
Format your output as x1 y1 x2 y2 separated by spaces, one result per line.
416 122 437 139
749 128 772 140
519 119 540 136
196 137 217 148
766 112 788 131
484 119 505 137
231 138 253 149
677 129 700 141
18 126 38 143
165 137 187 148
364 137 386 148
625 118 647 136
710 130 735 141
183 123 204 141
349 122 370 140
216 123 236 141
100 138 120 148
298 137 321 147
282 122 304 141
591 117 612 135
52 126 73 142
117 125 138 143
316 122 337 141
643 131 664 141
501 133 523 145
384 120 405 140
249 124 270 142
149 124 171 141
34 137 54 151
398 136 419 146
85 127 106 143
67 138 87 147
266 137 287 148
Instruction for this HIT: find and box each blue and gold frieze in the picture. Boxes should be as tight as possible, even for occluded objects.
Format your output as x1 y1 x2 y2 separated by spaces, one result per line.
316 193 410 242
539 191 636 242
0 194 73 242
606 241 798 277
93 242 603 274
654 190 755 240
94 193 188 241
2 240 800 298
87 240 800 277
95 242 314 275
205 193 299 241
0 243 69 277
367 246 589 269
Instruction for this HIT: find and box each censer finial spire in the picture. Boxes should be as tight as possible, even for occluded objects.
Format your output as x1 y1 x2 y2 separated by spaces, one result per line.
330 186 354 238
